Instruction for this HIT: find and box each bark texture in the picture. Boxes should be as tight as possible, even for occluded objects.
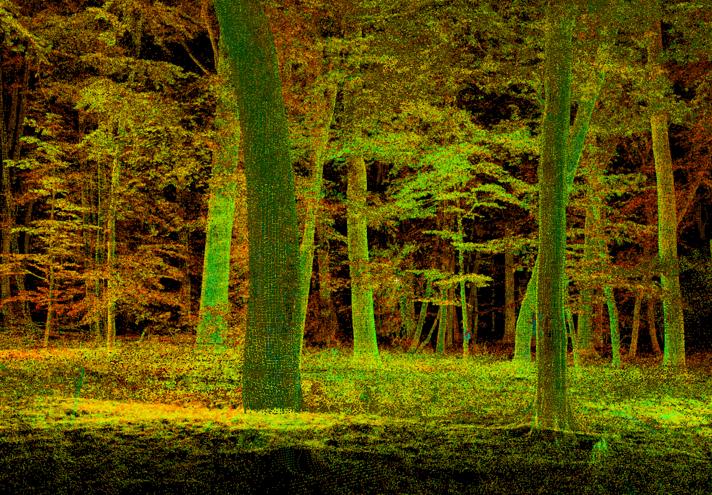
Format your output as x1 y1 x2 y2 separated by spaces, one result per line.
216 0 302 410
196 50 240 349
535 0 574 431
347 155 379 362
647 21 685 368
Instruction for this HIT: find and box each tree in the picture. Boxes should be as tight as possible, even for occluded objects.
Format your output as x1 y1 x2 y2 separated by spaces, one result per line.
347 154 380 362
196 49 240 349
647 18 685 368
296 83 337 350
534 0 574 432
215 0 302 411
513 17 607 362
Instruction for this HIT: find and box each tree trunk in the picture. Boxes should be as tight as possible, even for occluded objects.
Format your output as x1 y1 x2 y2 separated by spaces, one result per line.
647 21 686 368
92 160 105 341
577 207 596 353
647 296 662 355
535 0 574 431
436 294 446 355
514 46 605 363
630 294 641 358
409 279 432 352
514 259 537 361
316 234 339 346
418 304 441 352
105 126 122 350
216 0 302 411
44 190 56 348
297 85 337 351
503 249 516 344
468 253 480 343
457 214 470 355
347 155 380 362
0 56 29 331
196 50 239 349
603 286 621 368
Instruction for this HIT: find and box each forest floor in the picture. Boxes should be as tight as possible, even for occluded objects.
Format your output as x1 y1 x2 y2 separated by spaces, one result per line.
0 334 710 494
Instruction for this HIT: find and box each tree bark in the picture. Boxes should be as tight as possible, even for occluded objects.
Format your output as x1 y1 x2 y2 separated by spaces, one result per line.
316 233 339 346
0 56 29 330
196 49 239 349
630 294 641 358
577 206 596 353
514 51 605 363
535 0 574 431
647 21 686 368
457 214 470 355
603 286 621 368
216 0 302 411
409 279 432 352
105 124 122 349
647 296 662 355
297 85 337 351
347 155 380 362
436 291 446 355
503 249 516 344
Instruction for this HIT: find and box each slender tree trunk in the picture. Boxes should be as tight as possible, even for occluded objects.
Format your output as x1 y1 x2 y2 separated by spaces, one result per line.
468 253 480 343
577 206 596 353
347 155 380 362
216 0 302 411
647 21 685 368
418 304 441 352
604 286 621 368
436 294 446 355
514 260 537 361
316 234 338 346
630 294 641 358
297 85 337 351
44 190 56 348
409 279 432 352
535 0 574 432
94 161 105 341
105 126 122 349
457 214 470 355
503 249 516 344
196 50 239 349
647 296 662 355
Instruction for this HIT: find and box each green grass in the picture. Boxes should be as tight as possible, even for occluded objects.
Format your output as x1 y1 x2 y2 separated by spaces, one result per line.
0 335 710 494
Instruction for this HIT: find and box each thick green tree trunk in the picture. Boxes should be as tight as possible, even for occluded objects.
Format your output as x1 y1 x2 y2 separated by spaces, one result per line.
196 51 240 349
534 0 574 431
347 155 380 362
514 64 604 363
215 0 302 411
648 21 686 368
297 85 337 351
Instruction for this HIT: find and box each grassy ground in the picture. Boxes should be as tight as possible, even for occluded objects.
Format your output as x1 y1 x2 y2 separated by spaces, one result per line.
0 335 710 494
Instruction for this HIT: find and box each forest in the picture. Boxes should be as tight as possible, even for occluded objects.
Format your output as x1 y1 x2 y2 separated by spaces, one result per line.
0 0 711 493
